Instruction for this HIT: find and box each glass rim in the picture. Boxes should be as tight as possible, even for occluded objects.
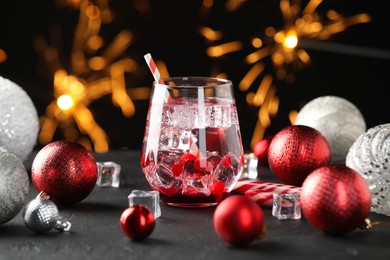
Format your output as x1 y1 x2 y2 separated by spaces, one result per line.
154 76 232 89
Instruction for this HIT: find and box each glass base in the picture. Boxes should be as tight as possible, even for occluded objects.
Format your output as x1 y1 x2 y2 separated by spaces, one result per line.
159 192 228 208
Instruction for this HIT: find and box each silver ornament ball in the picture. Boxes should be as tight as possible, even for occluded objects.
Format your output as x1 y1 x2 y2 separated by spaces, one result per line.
346 123 390 216
294 95 366 164
0 147 29 224
23 192 71 234
23 197 60 233
0 76 39 162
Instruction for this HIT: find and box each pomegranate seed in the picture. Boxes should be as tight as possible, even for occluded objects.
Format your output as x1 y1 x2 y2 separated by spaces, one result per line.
212 181 225 194
179 153 197 165
171 162 183 176
221 154 232 167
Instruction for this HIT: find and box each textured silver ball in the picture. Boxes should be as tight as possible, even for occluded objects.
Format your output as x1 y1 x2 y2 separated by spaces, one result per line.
0 76 39 162
346 123 390 216
23 197 60 233
294 95 366 164
0 147 30 224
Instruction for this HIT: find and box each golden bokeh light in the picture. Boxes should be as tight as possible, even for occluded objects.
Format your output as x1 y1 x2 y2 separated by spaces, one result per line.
37 0 151 152
204 0 371 147
284 33 298 49
57 94 74 111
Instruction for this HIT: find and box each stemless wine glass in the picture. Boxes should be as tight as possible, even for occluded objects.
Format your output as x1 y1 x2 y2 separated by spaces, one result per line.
141 77 244 207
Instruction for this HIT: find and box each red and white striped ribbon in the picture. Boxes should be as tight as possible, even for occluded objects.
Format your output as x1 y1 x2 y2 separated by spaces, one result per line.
233 180 301 207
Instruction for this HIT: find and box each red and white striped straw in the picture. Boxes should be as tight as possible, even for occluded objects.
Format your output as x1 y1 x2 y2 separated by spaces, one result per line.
144 53 165 84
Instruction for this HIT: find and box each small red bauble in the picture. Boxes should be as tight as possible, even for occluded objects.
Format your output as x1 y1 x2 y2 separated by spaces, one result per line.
213 195 265 246
253 136 273 166
31 140 98 206
300 165 371 234
268 125 330 186
120 206 155 240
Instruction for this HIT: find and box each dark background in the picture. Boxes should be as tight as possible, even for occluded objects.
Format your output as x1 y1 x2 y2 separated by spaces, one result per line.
0 0 389 152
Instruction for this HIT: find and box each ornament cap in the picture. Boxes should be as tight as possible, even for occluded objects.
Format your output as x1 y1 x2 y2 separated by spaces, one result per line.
37 191 50 200
360 218 373 230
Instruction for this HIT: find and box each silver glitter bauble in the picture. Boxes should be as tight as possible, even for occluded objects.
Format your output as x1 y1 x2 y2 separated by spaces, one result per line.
0 76 39 162
23 192 71 233
294 95 366 164
346 123 390 216
0 147 29 224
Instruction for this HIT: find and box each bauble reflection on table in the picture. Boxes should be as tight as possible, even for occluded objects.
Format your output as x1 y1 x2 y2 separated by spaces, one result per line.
0 76 39 162
294 95 366 164
346 123 390 216
31 140 98 206
268 125 331 186
300 164 371 234
0 147 30 224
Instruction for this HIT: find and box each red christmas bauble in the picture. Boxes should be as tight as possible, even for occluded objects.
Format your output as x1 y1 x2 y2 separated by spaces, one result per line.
301 165 371 234
213 195 265 246
206 127 226 153
120 206 155 240
31 140 98 206
253 136 273 166
268 125 330 186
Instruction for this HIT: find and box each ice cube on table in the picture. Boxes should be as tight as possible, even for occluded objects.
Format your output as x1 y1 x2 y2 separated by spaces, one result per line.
128 190 161 219
272 193 301 220
96 161 121 187
240 153 258 179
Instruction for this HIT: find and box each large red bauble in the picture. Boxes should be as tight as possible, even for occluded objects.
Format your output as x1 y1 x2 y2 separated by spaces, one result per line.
300 165 371 234
213 195 264 246
120 206 155 240
268 125 330 186
253 136 273 166
31 140 98 206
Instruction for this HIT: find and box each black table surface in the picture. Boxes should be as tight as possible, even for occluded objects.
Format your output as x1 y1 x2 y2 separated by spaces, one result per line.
1 150 390 260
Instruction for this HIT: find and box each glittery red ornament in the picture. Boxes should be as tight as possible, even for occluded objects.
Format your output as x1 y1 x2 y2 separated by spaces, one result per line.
213 195 265 246
31 140 98 206
253 136 273 166
301 165 371 234
120 205 155 240
268 125 331 186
